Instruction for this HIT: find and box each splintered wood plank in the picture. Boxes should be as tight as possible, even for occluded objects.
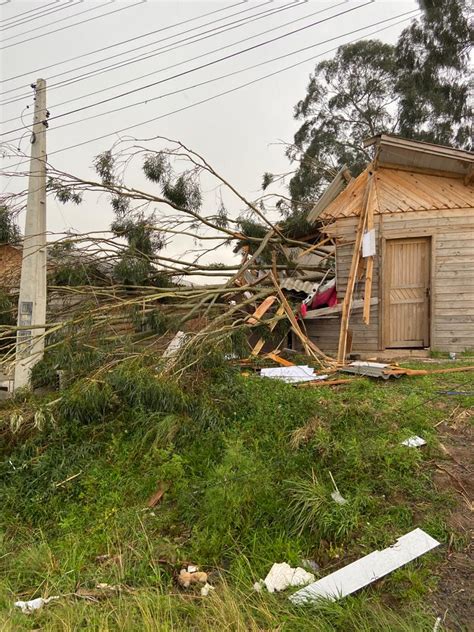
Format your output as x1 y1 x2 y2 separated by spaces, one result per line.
266 353 294 367
250 304 285 356
247 295 277 325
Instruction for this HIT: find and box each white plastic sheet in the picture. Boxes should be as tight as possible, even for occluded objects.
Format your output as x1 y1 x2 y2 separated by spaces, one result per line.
14 596 59 614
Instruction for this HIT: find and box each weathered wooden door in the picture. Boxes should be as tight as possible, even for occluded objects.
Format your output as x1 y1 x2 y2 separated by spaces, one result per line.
384 237 431 348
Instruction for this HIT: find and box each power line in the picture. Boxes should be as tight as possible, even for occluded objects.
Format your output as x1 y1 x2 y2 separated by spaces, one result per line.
0 0 80 31
1 0 310 110
1 10 418 171
0 0 374 132
1 10 420 146
0 0 284 101
1 1 111 38
0 0 247 84
35 0 288 88
43 0 317 99
0 0 61 24
0 0 146 51
0 0 328 120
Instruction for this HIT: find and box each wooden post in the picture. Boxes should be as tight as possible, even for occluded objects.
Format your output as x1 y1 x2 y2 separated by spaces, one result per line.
337 171 373 364
363 180 376 324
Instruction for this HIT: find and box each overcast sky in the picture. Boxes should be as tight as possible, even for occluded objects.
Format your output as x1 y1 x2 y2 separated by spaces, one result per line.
1 0 418 269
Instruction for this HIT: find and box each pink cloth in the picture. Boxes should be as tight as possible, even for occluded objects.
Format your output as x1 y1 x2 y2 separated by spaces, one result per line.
310 284 337 309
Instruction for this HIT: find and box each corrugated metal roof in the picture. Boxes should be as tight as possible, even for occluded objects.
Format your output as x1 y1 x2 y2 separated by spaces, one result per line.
319 167 474 220
307 165 352 223
279 277 321 294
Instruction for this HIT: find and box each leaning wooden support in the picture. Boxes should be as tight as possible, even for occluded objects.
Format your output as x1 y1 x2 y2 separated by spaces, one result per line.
337 171 373 364
270 272 333 364
363 184 376 325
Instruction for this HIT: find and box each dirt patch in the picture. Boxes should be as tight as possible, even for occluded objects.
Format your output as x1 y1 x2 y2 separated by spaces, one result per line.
430 409 473 631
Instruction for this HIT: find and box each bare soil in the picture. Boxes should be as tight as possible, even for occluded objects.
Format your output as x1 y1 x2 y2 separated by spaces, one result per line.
431 406 473 632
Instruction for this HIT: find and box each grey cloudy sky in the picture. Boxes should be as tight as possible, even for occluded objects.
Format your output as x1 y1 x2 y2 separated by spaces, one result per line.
1 0 418 268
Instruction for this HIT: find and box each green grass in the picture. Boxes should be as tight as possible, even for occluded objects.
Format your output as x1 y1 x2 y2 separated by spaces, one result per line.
1 355 472 631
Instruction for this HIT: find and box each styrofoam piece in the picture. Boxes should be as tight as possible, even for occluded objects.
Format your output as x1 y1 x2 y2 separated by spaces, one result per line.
14 596 59 613
263 562 314 593
163 331 187 358
401 436 427 448
200 583 215 597
362 229 376 257
260 366 328 384
290 528 439 604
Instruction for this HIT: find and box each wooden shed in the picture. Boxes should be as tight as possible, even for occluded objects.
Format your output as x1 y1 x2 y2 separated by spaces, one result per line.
303 135 474 358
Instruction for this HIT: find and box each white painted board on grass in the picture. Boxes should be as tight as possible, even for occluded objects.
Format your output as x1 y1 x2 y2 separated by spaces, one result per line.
290 528 440 604
260 366 328 384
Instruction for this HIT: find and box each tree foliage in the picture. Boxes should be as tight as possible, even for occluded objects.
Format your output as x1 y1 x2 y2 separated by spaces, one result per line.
286 1 472 205
0 205 21 245
288 40 397 203
396 0 472 146
48 240 109 287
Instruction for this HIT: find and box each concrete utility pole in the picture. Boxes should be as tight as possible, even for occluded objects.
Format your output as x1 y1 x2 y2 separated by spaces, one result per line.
14 79 48 391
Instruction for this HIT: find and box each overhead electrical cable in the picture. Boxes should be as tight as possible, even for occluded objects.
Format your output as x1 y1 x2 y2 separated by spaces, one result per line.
0 0 282 100
0 0 305 106
36 0 324 96
28 0 290 87
0 0 330 113
1 10 419 171
0 0 62 24
0 0 247 83
0 0 372 124
2 9 419 146
0 0 80 31
0 0 146 50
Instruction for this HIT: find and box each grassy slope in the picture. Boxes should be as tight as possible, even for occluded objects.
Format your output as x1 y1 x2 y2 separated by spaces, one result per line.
0 357 472 631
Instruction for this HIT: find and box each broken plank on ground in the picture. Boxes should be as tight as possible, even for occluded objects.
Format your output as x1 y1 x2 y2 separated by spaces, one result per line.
290 528 440 605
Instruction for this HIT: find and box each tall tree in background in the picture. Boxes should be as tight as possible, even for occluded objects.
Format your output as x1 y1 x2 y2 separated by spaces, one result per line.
396 0 472 147
287 40 397 204
287 0 472 206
